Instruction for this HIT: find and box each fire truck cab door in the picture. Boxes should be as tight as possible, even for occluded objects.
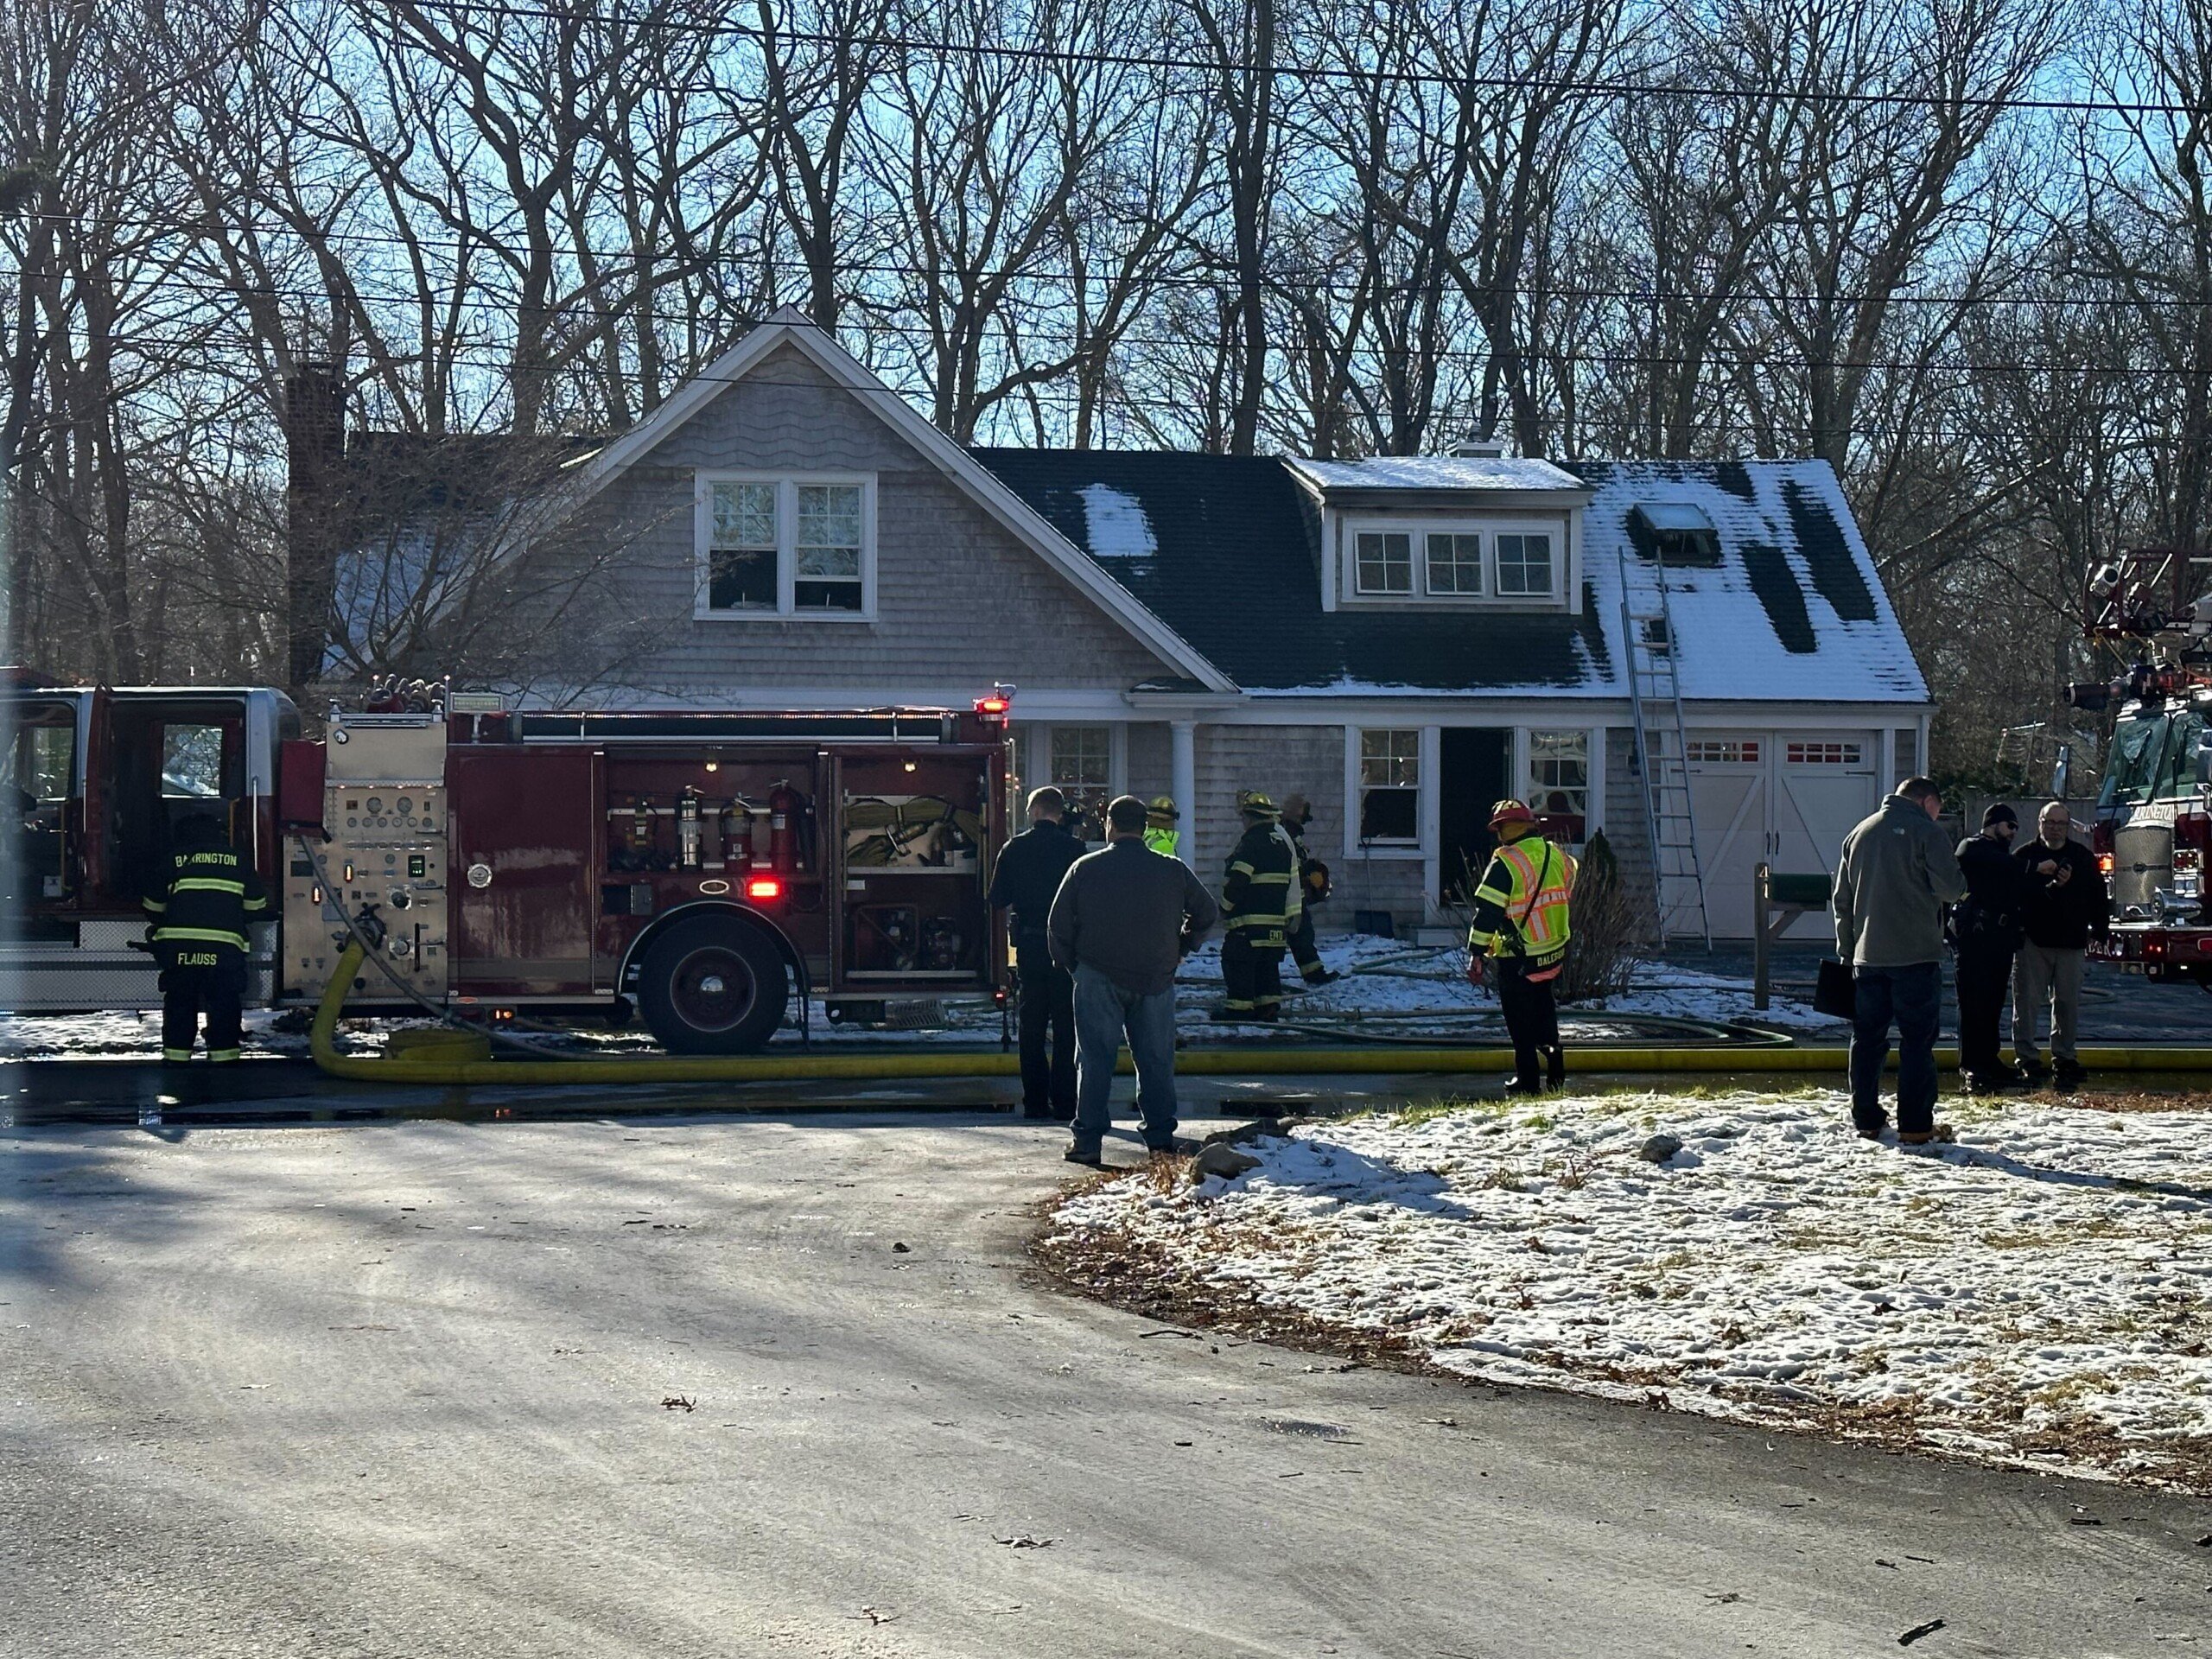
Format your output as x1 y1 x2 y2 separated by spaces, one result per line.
449 745 601 998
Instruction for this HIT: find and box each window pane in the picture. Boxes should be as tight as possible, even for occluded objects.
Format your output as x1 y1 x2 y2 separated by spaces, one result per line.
712 482 777 549
1426 532 1482 594
1358 728 1420 788
1359 788 1417 841
1050 726 1113 785
161 726 225 798
1356 531 1413 594
798 484 862 545
1529 730 1588 817
1496 533 1553 596
794 578 862 611
710 546 776 610
796 543 860 578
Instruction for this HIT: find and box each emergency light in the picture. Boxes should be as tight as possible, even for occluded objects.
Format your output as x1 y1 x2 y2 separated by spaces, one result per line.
745 876 783 901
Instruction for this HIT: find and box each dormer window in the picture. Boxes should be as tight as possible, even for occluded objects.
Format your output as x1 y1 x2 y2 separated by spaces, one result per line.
1341 519 1560 605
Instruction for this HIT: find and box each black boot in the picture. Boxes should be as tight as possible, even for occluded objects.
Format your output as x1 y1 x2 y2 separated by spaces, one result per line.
1546 1046 1565 1091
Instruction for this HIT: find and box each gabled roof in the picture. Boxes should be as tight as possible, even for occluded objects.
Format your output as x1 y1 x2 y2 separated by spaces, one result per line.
973 449 1928 704
575 310 1233 692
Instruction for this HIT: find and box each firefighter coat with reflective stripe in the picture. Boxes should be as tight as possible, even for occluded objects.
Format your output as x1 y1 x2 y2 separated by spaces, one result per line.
1221 820 1303 949
143 845 269 957
1467 838 1576 970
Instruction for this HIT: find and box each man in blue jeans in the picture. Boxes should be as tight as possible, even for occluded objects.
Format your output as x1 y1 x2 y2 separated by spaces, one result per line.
1832 777 1968 1146
1047 793 1221 1166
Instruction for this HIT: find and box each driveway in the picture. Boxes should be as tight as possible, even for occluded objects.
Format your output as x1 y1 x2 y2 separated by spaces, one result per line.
1 1110 2200 1657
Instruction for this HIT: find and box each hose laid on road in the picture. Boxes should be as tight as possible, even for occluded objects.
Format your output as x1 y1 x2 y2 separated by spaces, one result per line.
308 940 2212 1084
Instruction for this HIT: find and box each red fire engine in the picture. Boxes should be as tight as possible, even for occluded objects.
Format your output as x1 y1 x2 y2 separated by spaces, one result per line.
2 674 1014 1050
2066 547 2212 988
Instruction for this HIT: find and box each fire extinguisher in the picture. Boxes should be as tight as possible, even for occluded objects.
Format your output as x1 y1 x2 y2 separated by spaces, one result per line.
677 787 702 870
768 779 801 874
721 798 750 871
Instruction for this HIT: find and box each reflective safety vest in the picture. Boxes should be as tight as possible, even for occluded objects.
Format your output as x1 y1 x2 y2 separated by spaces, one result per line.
143 844 270 958
1469 838 1576 976
1144 827 1179 859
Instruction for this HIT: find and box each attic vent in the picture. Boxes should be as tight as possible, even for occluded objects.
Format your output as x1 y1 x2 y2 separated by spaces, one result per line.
1630 503 1722 568
1452 435 1506 459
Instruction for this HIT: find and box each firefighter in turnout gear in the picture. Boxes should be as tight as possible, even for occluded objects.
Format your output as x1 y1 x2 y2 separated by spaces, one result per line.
1213 790 1301 1022
142 813 268 1065
1278 792 1340 987
1143 796 1180 859
1465 799 1576 1095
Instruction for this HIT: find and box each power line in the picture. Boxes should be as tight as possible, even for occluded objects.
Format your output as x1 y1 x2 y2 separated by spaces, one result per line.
363 0 2158 118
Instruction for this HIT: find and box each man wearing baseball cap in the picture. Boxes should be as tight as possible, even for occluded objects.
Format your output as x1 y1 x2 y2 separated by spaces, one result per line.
1465 799 1578 1094
1950 802 2026 1092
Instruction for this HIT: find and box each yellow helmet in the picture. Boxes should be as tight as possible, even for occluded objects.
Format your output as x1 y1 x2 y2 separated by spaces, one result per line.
1147 794 1178 825
1236 789 1278 817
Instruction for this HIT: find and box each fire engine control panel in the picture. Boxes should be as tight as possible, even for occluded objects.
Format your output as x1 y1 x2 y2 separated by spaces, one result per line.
282 713 452 1003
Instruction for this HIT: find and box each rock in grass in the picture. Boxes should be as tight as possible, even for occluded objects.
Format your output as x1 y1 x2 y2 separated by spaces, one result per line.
1637 1133 1685 1164
1190 1142 1263 1183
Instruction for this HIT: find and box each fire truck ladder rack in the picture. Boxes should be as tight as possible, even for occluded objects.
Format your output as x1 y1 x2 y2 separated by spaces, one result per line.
1618 547 1712 948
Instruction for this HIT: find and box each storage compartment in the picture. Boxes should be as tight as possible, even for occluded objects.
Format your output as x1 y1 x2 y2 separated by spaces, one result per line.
837 754 992 984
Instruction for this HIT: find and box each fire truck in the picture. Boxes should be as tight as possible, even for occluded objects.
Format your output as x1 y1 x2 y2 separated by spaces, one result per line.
1 675 1014 1050
2065 547 2212 988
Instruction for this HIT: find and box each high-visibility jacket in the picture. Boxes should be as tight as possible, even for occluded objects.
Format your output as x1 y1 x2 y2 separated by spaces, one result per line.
1221 819 1302 948
1467 836 1576 976
143 842 270 961
1143 827 1179 859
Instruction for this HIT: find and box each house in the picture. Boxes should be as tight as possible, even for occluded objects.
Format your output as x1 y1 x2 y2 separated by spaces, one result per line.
306 309 1931 941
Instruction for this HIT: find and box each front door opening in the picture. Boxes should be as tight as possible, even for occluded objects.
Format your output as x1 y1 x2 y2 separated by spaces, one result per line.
1439 728 1510 905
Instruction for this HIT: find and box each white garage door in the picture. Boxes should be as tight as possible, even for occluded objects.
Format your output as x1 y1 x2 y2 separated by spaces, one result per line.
1685 732 1878 940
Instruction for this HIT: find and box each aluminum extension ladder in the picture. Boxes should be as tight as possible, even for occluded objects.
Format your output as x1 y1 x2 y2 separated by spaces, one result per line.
1618 547 1712 947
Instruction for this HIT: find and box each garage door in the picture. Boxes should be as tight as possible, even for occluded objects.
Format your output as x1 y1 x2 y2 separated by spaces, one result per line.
1684 732 1878 940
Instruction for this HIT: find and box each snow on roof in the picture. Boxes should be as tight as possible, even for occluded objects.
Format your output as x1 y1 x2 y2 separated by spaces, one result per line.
1288 454 1588 493
1078 483 1158 558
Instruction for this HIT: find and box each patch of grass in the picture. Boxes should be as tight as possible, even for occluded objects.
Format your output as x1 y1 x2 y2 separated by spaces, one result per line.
1392 1095 1510 1128
1482 1166 1528 1193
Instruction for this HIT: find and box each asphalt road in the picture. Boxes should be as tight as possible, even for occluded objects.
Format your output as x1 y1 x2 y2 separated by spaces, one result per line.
2 1109 2202 1658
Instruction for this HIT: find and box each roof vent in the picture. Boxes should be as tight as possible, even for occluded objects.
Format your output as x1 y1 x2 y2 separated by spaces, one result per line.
1452 435 1507 459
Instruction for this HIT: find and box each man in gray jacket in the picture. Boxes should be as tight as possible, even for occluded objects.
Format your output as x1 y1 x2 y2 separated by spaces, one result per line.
1049 794 1221 1166
1832 777 1968 1145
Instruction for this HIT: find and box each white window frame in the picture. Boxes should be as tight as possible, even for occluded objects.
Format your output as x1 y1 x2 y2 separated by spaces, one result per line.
1525 728 1592 820
1345 725 1427 857
1025 722 1126 823
695 471 878 623
1338 517 1565 607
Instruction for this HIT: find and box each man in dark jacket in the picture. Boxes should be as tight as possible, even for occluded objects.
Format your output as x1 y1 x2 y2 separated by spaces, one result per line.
1049 795 1220 1166
1833 778 1967 1144
2012 801 2107 1089
1951 803 2026 1092
142 813 269 1064
987 786 1088 1120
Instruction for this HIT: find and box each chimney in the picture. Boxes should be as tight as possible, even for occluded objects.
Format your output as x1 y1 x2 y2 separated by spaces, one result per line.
1452 435 1508 459
284 359 346 693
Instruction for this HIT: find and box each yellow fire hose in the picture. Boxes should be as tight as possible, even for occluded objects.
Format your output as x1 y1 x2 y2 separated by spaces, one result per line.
308 940 2212 1085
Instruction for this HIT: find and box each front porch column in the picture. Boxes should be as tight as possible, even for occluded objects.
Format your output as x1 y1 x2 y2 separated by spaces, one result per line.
1172 720 1198 870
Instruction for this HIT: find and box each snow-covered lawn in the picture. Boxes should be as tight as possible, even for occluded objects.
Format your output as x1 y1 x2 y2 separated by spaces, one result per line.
1 934 1832 1057
1046 1090 2212 1491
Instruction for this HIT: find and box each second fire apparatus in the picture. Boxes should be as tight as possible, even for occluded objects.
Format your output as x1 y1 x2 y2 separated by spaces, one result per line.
2067 548 2212 988
3 676 1014 1051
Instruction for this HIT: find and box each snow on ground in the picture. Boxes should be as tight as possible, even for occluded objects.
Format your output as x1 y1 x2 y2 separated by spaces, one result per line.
0 935 1832 1057
1049 1090 2212 1491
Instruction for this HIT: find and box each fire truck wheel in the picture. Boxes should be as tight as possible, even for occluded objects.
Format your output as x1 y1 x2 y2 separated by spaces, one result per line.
637 916 789 1054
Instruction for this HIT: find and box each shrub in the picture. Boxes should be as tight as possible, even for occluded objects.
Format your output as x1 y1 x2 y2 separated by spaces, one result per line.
1557 830 1637 1004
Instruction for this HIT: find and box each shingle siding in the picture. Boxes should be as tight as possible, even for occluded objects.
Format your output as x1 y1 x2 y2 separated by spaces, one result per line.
1605 726 1660 940
566 345 1179 696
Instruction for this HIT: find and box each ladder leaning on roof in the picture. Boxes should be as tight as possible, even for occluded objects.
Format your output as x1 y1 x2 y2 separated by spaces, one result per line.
1618 546 1712 948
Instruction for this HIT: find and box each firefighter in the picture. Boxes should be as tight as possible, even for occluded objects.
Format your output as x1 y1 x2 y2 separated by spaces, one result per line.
1143 796 1180 859
1213 790 1300 1022
1465 799 1577 1095
1278 792 1341 988
142 812 268 1065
